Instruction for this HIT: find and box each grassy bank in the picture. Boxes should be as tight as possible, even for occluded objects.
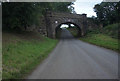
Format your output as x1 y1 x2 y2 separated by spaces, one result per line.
2 31 58 79
66 23 119 51
80 33 119 51
67 27 79 37
101 23 119 39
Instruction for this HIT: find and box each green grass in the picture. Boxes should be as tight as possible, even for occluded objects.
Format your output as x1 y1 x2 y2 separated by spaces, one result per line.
101 23 119 39
80 34 119 51
2 32 58 79
66 23 119 51
67 27 79 37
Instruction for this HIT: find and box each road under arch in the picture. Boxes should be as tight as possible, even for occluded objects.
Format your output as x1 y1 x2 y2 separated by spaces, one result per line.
45 11 87 38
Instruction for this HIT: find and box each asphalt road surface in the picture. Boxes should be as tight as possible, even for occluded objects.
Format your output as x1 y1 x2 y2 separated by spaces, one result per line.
27 29 118 79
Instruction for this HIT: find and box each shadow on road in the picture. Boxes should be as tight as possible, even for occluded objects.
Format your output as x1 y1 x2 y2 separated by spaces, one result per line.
60 28 75 39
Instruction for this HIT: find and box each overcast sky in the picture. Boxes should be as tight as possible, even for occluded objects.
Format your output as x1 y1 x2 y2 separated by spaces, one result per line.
72 0 103 17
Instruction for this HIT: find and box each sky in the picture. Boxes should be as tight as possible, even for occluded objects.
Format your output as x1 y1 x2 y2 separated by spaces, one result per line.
72 0 103 17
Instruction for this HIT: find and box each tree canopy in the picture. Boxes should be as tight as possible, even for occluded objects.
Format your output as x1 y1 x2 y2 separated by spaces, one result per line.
2 2 75 30
94 2 120 26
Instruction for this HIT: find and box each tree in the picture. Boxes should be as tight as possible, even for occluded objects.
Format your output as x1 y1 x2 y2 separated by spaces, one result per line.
94 2 120 26
3 3 37 30
2 2 75 30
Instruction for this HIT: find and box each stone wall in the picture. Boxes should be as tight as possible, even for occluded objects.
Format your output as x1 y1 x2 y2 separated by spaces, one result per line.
37 16 47 36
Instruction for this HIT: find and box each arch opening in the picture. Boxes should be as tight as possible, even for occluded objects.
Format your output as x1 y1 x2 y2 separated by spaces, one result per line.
55 22 82 39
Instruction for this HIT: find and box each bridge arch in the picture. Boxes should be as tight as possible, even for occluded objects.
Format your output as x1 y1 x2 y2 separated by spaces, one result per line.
55 22 82 38
45 11 87 38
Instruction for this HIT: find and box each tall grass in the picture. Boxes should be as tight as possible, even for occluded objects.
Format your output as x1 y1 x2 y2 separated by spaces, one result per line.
2 33 58 79
101 23 119 39
80 34 118 51
79 23 119 51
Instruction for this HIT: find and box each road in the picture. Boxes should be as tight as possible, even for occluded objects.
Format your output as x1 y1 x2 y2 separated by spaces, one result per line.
27 29 118 79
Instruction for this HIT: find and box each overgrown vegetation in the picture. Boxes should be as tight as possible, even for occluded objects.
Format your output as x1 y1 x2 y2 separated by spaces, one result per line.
2 32 58 79
94 2 120 26
80 2 120 51
67 27 80 38
2 2 75 30
87 23 119 39
79 22 119 51
101 23 119 39
66 24 119 51
80 33 119 51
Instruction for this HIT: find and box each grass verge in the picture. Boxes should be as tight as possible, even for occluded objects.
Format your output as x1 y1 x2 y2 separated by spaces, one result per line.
2 32 58 79
67 27 79 37
101 23 120 39
80 33 119 51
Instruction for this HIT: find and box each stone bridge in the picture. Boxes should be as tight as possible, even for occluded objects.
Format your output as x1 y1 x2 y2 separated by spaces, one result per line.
45 11 87 38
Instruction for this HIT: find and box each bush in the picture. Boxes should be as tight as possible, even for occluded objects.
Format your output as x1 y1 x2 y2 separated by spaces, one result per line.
101 23 119 39
87 23 119 39
87 29 101 34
